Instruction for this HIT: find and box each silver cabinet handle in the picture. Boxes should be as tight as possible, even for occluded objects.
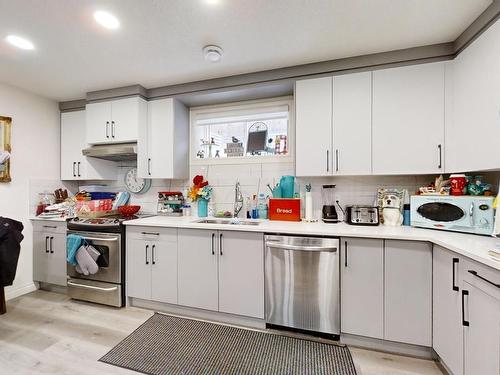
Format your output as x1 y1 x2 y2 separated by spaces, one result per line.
106 121 110 138
77 162 81 177
152 244 156 265
111 121 115 138
438 144 442 169
73 162 76 177
336 149 340 172
266 241 337 252
68 280 118 292
79 236 118 242
45 236 49 253
219 233 223 255
148 158 152 176
145 244 149 265
49 236 54 254
326 150 330 172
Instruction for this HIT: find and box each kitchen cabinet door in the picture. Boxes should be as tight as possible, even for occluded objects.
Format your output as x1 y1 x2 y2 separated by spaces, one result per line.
333 72 372 175
295 77 333 177
340 238 384 339
33 231 66 286
61 111 84 180
151 239 178 305
372 62 445 175
61 110 116 181
126 239 152 300
86 101 112 144
433 246 463 375
178 229 218 311
138 98 189 179
110 97 146 143
463 280 500 375
218 231 264 318
33 232 51 284
385 240 432 346
447 20 500 173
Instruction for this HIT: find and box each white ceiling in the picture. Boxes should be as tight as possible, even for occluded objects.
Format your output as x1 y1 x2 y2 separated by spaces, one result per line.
0 0 492 101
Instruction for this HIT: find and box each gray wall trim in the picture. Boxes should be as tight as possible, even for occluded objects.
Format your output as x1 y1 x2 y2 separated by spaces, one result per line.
454 0 500 55
59 99 86 112
86 84 147 102
147 43 454 99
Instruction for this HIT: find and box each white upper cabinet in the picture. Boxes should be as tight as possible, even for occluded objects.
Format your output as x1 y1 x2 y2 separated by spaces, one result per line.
295 77 333 176
61 110 116 180
137 98 189 179
447 19 500 173
372 62 445 175
333 72 372 175
86 97 147 144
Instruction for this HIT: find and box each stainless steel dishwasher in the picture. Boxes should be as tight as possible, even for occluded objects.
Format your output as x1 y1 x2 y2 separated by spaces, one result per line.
265 235 340 337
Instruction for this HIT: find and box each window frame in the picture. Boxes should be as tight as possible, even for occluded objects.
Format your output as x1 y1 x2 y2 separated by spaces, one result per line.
189 96 294 165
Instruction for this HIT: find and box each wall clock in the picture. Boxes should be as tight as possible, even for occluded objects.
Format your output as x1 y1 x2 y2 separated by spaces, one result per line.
124 167 151 194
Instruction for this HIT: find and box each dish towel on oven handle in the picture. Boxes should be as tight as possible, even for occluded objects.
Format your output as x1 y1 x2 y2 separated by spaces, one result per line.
75 245 100 275
67 234 83 266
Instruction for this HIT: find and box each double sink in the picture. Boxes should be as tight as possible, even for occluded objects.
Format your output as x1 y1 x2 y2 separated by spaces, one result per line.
195 219 260 226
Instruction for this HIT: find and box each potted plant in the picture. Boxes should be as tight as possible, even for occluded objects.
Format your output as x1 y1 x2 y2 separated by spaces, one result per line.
188 175 213 217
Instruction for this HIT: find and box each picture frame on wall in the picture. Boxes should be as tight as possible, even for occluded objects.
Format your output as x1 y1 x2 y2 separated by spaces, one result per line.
0 116 12 182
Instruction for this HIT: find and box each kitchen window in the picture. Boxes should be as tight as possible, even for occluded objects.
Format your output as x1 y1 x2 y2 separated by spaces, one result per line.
190 97 293 164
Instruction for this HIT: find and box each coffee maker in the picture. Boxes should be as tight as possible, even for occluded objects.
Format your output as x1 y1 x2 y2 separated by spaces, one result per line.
322 184 340 223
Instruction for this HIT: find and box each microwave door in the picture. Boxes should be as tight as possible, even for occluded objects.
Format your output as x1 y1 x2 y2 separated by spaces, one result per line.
416 202 467 225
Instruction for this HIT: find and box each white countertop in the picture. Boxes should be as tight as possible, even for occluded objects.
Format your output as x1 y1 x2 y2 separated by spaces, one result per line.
124 215 500 271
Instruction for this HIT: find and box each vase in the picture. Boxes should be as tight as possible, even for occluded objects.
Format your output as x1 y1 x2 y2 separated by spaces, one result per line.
197 198 208 217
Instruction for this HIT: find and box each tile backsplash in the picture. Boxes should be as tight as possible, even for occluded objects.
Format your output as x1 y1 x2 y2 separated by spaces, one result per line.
78 160 499 220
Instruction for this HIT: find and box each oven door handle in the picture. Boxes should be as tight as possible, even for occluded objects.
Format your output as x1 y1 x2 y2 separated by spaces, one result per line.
79 236 119 242
67 280 118 292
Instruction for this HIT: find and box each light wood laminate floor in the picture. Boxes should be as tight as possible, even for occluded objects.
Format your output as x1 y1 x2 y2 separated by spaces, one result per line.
0 291 443 375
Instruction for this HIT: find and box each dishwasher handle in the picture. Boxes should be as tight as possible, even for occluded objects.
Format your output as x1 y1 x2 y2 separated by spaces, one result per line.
266 241 337 252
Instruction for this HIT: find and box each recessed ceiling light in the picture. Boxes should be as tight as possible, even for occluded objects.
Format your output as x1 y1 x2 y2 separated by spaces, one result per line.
205 0 219 4
203 45 223 63
94 10 120 30
5 35 34 50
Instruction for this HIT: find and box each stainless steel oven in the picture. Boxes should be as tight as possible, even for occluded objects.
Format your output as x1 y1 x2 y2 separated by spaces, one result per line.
66 223 125 307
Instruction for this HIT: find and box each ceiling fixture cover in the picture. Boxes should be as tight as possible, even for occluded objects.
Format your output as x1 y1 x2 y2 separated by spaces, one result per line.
203 45 223 62
94 10 120 29
5 35 34 50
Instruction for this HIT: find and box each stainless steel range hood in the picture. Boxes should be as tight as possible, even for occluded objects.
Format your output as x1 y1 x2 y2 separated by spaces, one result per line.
82 143 137 161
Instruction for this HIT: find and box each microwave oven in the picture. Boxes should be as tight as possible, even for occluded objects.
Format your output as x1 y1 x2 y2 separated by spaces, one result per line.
410 195 495 236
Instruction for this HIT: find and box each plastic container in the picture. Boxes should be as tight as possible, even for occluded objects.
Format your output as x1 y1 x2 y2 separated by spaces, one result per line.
280 176 295 198
403 204 411 226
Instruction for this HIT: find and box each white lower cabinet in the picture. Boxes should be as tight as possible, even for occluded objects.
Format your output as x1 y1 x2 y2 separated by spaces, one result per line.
32 222 66 286
218 231 264 318
384 240 432 346
462 260 500 375
178 229 219 311
341 238 384 339
433 245 463 375
341 238 432 347
126 227 178 305
178 229 264 318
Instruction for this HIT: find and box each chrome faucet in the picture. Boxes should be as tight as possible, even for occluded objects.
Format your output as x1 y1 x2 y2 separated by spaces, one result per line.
234 181 243 218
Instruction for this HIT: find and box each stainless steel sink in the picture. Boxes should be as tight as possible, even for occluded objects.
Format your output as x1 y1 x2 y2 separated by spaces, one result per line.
195 219 260 226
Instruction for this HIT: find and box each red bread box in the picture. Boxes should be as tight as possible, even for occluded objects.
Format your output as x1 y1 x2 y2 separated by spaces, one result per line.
268 198 301 222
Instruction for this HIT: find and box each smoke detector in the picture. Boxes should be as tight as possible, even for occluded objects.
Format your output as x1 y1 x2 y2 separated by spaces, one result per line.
203 45 223 62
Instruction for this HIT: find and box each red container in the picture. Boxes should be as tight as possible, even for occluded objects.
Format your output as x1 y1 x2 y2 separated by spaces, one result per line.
450 174 467 196
269 198 301 222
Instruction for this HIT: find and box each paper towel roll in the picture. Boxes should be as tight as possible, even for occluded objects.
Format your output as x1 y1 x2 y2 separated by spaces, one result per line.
305 192 313 221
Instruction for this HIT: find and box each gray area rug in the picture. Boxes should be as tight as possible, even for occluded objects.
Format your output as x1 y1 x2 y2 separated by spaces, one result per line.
100 313 357 375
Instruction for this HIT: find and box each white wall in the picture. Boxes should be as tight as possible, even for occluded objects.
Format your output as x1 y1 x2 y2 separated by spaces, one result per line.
0 83 60 300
